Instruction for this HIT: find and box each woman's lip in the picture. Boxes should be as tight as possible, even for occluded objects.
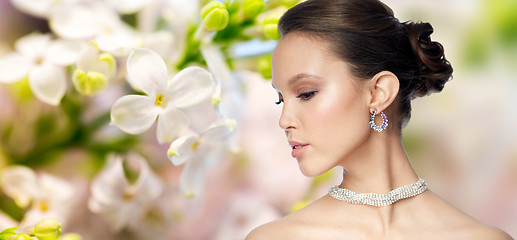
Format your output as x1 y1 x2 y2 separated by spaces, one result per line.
291 144 308 158
288 141 306 148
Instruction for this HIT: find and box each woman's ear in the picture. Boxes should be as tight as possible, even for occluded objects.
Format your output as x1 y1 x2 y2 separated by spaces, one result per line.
367 71 399 112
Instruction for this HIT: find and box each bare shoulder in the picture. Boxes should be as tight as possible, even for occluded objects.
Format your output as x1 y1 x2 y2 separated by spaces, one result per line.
245 203 320 240
424 192 513 240
246 192 515 240
245 218 299 240
460 222 514 240
245 221 280 240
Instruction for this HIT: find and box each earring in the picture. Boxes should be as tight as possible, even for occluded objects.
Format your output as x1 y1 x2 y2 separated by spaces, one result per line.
369 108 388 132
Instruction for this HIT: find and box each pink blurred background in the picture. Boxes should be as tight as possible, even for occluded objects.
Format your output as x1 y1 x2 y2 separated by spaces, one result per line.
0 0 516 239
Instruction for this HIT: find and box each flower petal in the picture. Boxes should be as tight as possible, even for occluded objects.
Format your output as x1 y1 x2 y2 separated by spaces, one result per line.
50 5 100 39
179 155 208 198
0 211 17 229
0 53 30 83
156 107 188 144
46 39 85 66
76 43 116 78
15 33 50 60
0 166 39 208
89 155 129 210
10 0 54 18
38 173 75 205
200 44 228 86
139 31 174 58
200 45 226 106
200 118 234 143
168 66 215 108
88 198 132 231
126 48 168 95
77 43 99 72
110 95 160 134
96 31 137 57
105 0 153 14
126 153 163 204
28 64 66 106
164 0 199 23
167 135 197 166
34 173 75 224
88 155 132 231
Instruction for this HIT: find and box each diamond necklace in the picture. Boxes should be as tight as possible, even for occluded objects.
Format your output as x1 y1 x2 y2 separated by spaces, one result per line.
328 178 428 207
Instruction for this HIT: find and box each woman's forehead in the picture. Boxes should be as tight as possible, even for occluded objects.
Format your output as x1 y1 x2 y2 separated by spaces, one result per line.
271 34 354 88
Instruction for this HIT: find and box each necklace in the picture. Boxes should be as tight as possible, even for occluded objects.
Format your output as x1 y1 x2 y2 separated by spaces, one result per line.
328 178 428 207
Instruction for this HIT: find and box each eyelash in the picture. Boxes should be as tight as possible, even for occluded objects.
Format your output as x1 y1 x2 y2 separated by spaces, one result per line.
275 91 318 105
296 91 318 101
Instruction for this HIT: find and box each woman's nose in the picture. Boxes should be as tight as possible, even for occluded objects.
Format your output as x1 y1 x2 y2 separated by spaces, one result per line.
278 104 297 131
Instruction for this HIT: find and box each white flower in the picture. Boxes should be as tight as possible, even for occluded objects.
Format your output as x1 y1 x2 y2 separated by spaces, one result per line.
0 33 84 105
95 30 139 57
168 118 235 197
0 166 38 208
48 2 158 56
50 2 123 40
201 44 246 151
137 31 175 58
97 30 175 58
0 210 17 230
88 154 163 231
200 44 242 114
0 166 76 226
105 0 154 14
161 0 200 63
9 0 78 19
110 48 216 144
48 2 169 58
72 42 116 96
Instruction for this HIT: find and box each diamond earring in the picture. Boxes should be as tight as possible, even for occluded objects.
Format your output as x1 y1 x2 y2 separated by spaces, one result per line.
369 108 388 132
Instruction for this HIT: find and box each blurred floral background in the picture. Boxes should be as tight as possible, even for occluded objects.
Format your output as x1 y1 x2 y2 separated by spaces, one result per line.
0 0 515 239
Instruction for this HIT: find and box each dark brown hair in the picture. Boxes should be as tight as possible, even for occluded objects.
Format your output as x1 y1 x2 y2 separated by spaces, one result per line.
278 0 453 127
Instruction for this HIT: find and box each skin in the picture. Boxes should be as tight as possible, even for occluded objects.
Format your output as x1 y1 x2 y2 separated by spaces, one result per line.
245 32 513 240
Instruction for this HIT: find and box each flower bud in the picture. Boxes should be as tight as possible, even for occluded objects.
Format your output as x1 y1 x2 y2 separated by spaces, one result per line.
258 54 272 79
0 227 17 238
57 233 82 240
13 233 33 240
242 0 265 19
33 218 62 240
72 42 115 96
201 1 230 31
262 12 282 40
72 69 108 96
281 0 299 8
98 53 116 77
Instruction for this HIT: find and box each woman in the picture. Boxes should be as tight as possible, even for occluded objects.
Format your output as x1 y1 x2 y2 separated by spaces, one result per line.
246 0 513 239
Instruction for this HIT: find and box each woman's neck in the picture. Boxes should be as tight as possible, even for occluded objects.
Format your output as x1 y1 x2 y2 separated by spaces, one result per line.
338 130 419 194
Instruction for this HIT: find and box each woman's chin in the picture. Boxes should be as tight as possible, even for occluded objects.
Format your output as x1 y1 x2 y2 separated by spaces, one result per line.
297 159 329 177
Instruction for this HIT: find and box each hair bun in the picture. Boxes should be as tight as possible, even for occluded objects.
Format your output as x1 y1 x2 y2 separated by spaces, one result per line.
405 21 453 98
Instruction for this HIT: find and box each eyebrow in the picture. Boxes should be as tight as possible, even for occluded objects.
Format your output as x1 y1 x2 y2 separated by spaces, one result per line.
271 73 322 89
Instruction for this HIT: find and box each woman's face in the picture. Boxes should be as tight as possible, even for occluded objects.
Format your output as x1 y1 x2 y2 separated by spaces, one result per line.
271 32 372 177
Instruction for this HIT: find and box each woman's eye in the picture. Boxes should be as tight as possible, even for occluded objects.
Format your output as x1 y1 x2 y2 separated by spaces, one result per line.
296 91 317 101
